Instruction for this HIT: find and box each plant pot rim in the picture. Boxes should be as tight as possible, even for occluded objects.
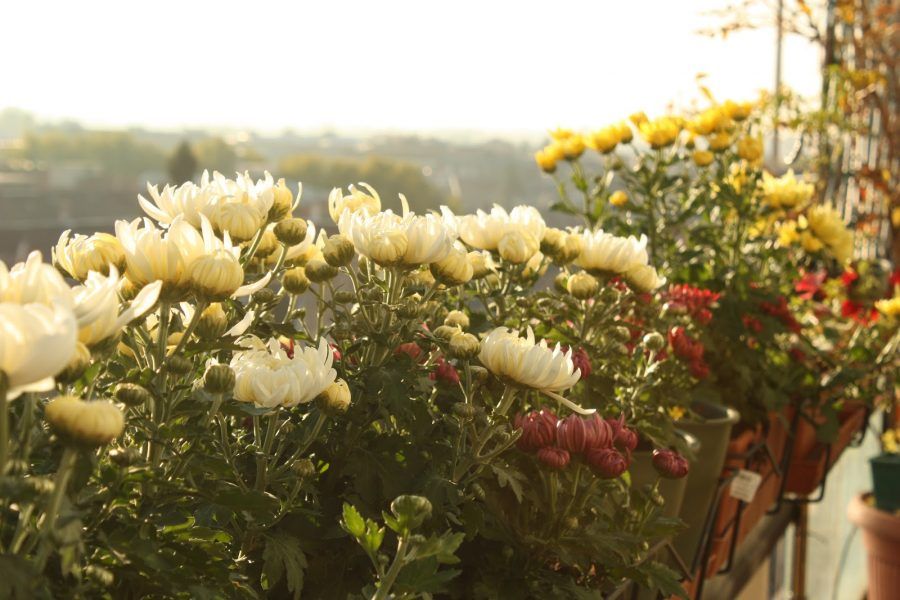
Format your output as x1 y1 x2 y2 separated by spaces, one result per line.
674 429 701 453
848 493 900 541
871 453 900 466
683 400 740 428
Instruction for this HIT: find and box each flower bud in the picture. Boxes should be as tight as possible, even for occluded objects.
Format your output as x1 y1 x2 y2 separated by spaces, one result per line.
642 332 665 351
397 297 420 319
514 410 558 452
430 248 473 285
467 251 493 279
498 229 538 264
317 379 351 415
451 402 478 420
390 494 432 532
45 396 125 448
567 271 600 300
444 310 470 329
537 446 570 469
557 414 605 454
692 150 714 167
114 383 152 407
434 324 461 342
268 178 294 222
652 448 690 479
609 190 628 207
586 447 629 478
554 272 569 293
606 417 639 452
333 290 354 304
540 228 566 257
571 347 592 380
252 287 277 304
305 259 338 283
204 364 236 395
189 252 244 301
253 229 279 259
119 278 139 302
555 234 583 265
469 365 489 385
281 266 311 294
431 358 460 386
56 342 91 384
211 203 263 242
448 332 480 360
291 458 316 479
167 354 193 376
612 326 632 342
274 218 309 246
323 234 355 268
196 303 229 339
369 230 409 266
109 446 142 467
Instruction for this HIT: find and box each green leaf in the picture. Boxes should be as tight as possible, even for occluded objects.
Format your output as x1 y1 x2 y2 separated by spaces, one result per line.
490 463 526 503
362 521 385 556
261 533 307 600
341 503 366 538
406 531 465 564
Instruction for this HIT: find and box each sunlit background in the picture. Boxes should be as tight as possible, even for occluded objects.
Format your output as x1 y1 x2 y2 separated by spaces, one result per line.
0 0 820 260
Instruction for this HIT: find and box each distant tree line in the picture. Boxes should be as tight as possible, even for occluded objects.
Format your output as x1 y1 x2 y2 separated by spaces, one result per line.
278 154 448 213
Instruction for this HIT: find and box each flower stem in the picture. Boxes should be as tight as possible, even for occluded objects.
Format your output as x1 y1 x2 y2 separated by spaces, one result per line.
255 413 279 491
495 385 517 418
372 537 409 600
0 374 8 477
34 446 78 571
170 300 208 359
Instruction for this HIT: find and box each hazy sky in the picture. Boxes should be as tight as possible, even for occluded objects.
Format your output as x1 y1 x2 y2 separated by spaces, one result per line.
1 0 821 134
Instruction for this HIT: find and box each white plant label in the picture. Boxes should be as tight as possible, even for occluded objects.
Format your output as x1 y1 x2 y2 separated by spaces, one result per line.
729 469 763 503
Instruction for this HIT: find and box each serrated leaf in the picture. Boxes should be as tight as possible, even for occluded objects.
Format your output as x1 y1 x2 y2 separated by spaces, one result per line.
406 532 464 564
341 503 366 538
490 463 526 503
262 533 307 600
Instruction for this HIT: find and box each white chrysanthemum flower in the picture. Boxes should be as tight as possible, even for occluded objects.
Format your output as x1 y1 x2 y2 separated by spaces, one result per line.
204 171 278 242
574 230 651 275
624 263 665 292
329 183 382 227
0 251 73 308
53 231 126 281
478 326 592 414
0 302 78 399
455 205 546 252
138 172 214 227
72 268 162 347
339 197 453 267
230 336 336 409
115 216 204 291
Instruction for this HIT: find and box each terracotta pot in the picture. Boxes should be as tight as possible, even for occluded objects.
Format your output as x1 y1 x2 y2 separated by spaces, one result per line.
848 493 900 600
785 403 867 495
671 401 740 573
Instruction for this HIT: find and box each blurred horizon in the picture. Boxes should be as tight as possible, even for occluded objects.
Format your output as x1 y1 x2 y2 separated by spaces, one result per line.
1 0 820 136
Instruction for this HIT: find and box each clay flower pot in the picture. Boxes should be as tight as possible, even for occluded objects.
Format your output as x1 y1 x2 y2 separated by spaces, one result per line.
847 493 900 600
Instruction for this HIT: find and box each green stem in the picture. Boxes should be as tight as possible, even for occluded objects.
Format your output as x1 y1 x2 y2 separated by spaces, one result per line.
34 446 78 570
170 300 208 359
241 224 268 267
372 537 409 600
255 413 280 491
495 385 518 418
0 376 8 477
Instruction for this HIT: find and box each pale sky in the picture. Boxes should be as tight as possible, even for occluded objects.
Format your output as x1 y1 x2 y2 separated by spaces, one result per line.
0 0 822 135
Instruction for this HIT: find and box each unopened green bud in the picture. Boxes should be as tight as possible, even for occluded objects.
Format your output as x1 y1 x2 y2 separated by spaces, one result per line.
305 259 338 283
613 326 632 342
114 383 152 407
398 297 420 319
333 290 355 304
273 218 308 246
204 364 235 395
567 271 599 299
444 310 469 329
390 494 432 532
292 458 316 479
323 234 355 268
109 446 142 467
282 267 310 294
642 332 665 351
253 287 277 304
167 355 193 376
448 332 480 360
469 365 489 385
196 303 228 339
451 402 477 420
434 325 460 342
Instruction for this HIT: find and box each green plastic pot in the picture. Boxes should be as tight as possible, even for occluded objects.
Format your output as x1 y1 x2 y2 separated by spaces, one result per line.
871 454 900 512
629 430 700 519
672 401 740 570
